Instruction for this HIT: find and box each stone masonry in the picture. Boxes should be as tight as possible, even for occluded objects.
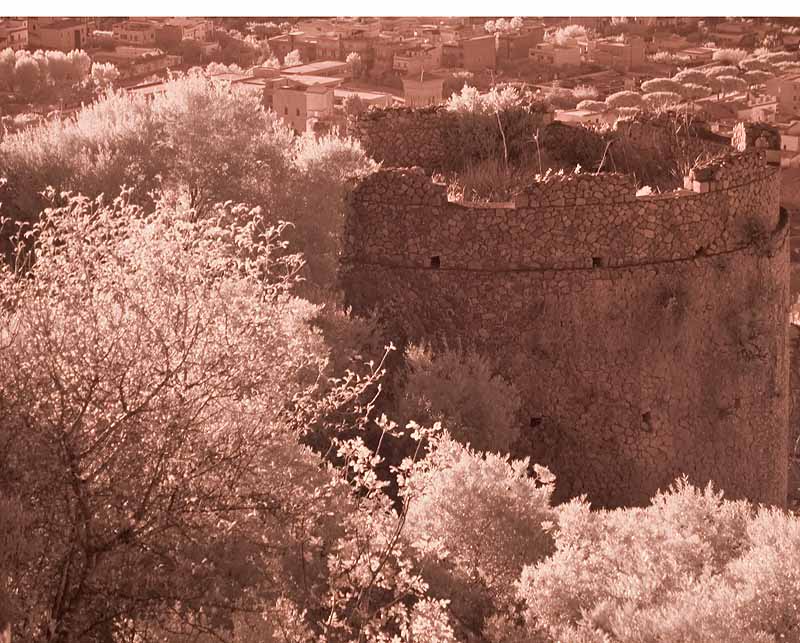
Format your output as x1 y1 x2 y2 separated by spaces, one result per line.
342 113 790 509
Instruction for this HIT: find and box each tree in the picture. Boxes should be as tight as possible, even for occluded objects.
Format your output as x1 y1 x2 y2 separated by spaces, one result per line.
484 20 496 34
44 50 73 86
509 17 524 32
178 38 204 66
716 75 747 96
576 99 608 111
66 49 92 82
0 48 14 92
346 51 362 78
743 70 774 86
397 343 523 455
0 194 337 641
673 68 710 84
605 90 643 109
704 64 741 78
641 77 682 94
343 93 366 117
283 49 302 67
90 62 120 91
548 24 586 47
712 47 748 65
13 54 41 99
679 82 713 100
642 91 683 111
543 86 577 110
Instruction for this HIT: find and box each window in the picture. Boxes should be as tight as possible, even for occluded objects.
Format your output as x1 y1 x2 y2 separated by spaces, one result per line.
284 106 288 115
296 108 301 116
430 255 440 268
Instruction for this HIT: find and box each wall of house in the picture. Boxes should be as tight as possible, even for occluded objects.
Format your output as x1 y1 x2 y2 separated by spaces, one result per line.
340 151 790 509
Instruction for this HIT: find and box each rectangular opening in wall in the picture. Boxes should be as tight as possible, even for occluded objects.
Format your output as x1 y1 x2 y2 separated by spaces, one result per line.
430 256 441 269
592 257 605 268
642 411 652 432
530 417 543 428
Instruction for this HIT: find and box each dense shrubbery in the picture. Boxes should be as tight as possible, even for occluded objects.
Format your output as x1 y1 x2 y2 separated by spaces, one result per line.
2 71 800 643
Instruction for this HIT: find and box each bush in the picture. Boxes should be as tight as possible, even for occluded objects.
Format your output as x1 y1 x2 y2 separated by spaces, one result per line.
517 478 800 642
712 48 748 65
405 433 556 630
398 342 523 454
605 90 643 109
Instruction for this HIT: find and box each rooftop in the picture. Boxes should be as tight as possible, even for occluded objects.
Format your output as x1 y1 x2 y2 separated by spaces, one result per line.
282 60 348 75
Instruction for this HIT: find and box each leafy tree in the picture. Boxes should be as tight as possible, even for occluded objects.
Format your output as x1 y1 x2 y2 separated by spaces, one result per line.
283 48 302 67
44 50 72 85
704 64 741 78
605 90 643 109
278 21 292 33
90 62 120 91
712 47 748 65
178 38 204 66
0 48 14 92
576 99 608 111
742 69 774 86
716 75 747 96
517 478 800 643
679 82 713 100
640 77 682 94
547 24 586 46
343 92 366 117
642 91 683 111
66 49 92 81
543 86 578 109
404 433 556 633
509 16 524 32
397 343 523 455
484 20 496 33
346 51 362 78
739 57 773 72
12 54 41 99
0 193 336 641
672 68 710 84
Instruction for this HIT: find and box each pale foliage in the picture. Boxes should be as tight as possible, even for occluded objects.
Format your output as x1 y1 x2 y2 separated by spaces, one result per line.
573 84 599 101
605 90 643 109
405 434 556 632
398 343 522 454
712 47 748 65
90 62 120 91
640 77 681 94
284 49 302 67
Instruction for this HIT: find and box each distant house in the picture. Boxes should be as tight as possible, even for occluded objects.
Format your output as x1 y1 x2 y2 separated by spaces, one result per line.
393 43 442 75
766 73 800 119
675 47 715 64
0 19 28 51
113 20 157 46
273 79 335 134
154 17 212 48
650 32 689 52
777 120 800 152
334 88 393 109
93 47 170 79
496 26 545 63
529 41 581 68
282 60 349 78
28 17 89 52
591 35 646 72
402 73 444 107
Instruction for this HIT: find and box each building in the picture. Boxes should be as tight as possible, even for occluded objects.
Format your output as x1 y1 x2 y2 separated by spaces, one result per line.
112 20 157 46
461 34 496 71
529 41 581 68
778 120 800 152
334 88 393 109
28 18 89 51
766 73 800 119
268 31 319 66
154 17 212 49
282 60 349 78
93 47 170 79
402 73 444 107
496 26 545 63
393 43 442 75
649 32 689 52
592 35 646 72
273 79 335 134
0 19 28 51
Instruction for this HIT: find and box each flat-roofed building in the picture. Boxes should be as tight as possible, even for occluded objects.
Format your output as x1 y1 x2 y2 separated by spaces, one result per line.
273 80 335 134
0 19 28 51
282 60 349 77
113 20 157 46
28 17 89 51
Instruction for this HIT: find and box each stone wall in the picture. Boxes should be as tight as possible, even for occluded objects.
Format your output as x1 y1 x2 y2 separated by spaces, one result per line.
341 150 790 508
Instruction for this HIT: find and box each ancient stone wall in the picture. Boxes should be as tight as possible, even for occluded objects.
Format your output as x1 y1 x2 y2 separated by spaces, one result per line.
341 150 790 508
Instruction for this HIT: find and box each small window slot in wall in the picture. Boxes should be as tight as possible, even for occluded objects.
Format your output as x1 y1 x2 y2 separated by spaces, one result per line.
695 246 707 257
642 411 652 432
530 417 543 428
430 256 440 269
592 257 605 268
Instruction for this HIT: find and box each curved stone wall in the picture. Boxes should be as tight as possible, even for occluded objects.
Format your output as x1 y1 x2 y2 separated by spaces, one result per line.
341 150 790 508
